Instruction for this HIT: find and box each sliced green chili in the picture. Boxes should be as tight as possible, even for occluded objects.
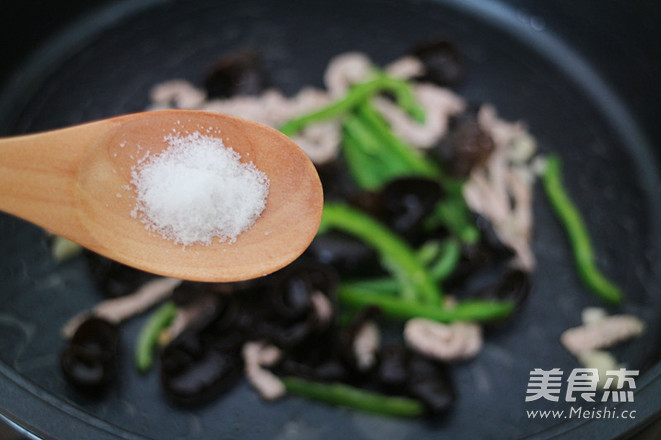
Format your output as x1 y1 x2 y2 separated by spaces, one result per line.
279 73 425 137
428 237 462 280
542 154 623 304
416 240 443 265
343 238 462 295
320 203 443 304
341 126 392 189
282 377 426 418
342 104 439 189
370 72 426 123
135 301 177 373
426 196 480 244
342 114 410 189
342 278 400 295
339 285 515 323
355 101 440 179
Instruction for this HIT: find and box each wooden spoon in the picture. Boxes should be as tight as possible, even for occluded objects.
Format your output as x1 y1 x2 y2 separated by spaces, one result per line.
0 110 323 282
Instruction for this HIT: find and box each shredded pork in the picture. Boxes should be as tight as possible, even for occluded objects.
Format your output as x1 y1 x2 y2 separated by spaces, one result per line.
404 318 482 361
463 105 539 271
372 83 465 149
62 277 181 339
560 314 646 356
242 341 286 401
353 320 380 371
324 52 373 97
310 290 334 327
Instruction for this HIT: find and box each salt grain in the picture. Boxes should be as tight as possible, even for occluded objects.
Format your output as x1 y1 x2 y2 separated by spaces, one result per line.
130 132 269 246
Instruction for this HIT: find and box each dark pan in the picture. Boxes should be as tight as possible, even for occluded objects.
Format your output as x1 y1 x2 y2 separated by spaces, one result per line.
0 0 660 439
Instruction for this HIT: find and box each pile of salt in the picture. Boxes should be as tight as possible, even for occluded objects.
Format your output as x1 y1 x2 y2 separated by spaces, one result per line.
130 132 269 246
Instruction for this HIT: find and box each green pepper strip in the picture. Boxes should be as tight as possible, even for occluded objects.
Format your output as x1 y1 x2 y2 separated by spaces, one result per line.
355 101 440 179
426 197 480 244
371 72 426 123
320 203 442 304
279 74 425 137
341 126 390 189
339 285 515 323
542 155 623 304
282 377 426 418
342 115 410 189
342 106 436 190
135 301 177 373
427 238 462 280
343 238 461 295
416 240 443 265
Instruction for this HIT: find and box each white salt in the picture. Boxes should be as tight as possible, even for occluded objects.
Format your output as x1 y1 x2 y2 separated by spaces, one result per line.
130 132 269 246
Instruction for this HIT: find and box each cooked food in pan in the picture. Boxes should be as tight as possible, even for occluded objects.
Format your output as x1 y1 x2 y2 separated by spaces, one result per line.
55 41 644 417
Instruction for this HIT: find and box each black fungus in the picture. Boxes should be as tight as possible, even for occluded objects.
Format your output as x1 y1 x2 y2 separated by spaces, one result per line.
306 262 340 303
253 311 318 349
254 316 318 349
306 232 382 278
444 214 516 293
284 259 339 313
410 39 464 86
275 324 356 384
433 111 495 178
315 157 359 202
279 358 352 383
84 251 157 298
227 262 338 350
203 50 269 98
474 214 517 262
406 354 456 415
376 344 411 393
60 350 111 392
60 317 120 391
478 269 531 310
348 189 384 218
270 269 313 322
381 177 444 242
172 281 213 307
200 301 252 353
374 345 456 415
160 330 242 406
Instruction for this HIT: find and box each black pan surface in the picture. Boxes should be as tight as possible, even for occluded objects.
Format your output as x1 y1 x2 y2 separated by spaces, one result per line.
0 1 660 439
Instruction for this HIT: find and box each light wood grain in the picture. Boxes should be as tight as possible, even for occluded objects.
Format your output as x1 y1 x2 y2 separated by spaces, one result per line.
0 110 323 282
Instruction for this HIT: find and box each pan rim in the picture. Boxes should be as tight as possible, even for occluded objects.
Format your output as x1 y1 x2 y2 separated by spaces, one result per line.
0 0 659 439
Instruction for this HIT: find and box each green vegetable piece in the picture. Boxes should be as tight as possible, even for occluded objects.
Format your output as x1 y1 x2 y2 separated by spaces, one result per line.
341 127 390 189
426 196 479 244
279 74 425 137
339 285 516 323
51 235 83 262
427 237 462 280
342 277 401 295
416 240 443 265
542 154 623 304
343 238 462 295
342 114 411 189
342 110 433 190
355 102 439 178
135 301 177 373
370 72 426 123
282 377 426 418
320 203 443 303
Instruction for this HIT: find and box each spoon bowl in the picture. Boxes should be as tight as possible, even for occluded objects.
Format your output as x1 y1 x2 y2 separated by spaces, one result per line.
0 110 323 282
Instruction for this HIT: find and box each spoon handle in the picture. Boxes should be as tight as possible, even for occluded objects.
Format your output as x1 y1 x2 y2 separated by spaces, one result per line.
0 121 110 237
